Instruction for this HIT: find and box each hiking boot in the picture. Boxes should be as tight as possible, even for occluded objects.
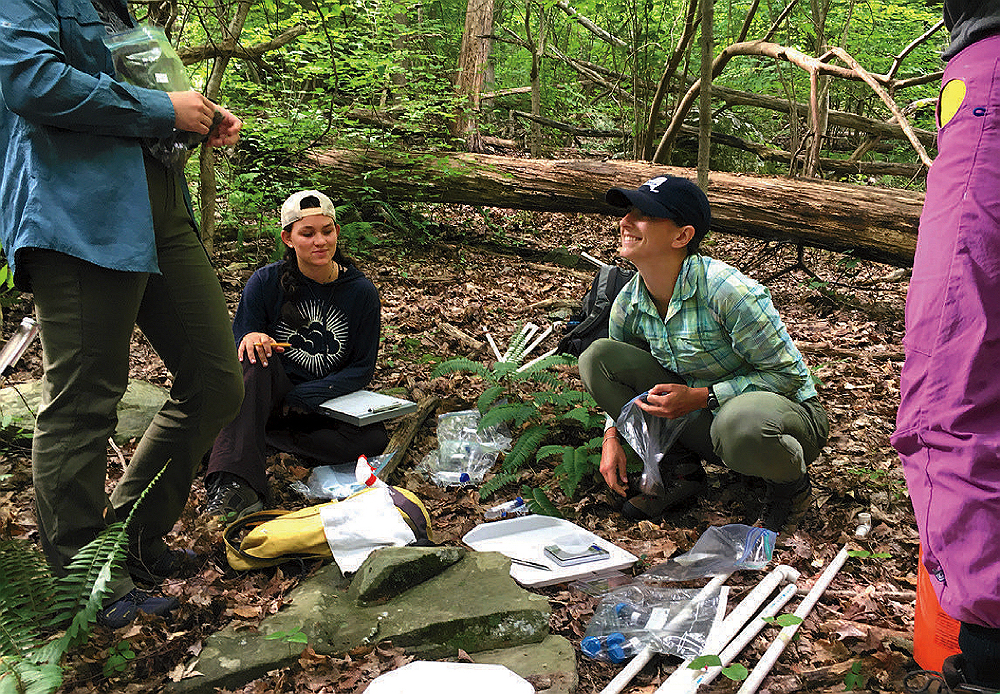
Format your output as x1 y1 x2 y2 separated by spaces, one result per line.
204 473 263 522
127 547 200 586
755 474 811 534
904 655 1000 694
622 463 706 521
944 653 1000 691
97 589 178 629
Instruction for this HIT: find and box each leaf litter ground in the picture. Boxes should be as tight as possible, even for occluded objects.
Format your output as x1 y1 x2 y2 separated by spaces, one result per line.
0 205 921 692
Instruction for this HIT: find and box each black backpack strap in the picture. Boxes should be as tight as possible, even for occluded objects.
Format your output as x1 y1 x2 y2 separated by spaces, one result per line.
222 509 290 566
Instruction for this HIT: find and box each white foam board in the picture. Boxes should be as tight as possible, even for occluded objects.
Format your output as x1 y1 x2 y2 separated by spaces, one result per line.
462 514 637 588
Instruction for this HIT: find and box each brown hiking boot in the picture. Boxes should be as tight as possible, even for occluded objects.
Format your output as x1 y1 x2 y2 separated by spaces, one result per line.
755 474 811 534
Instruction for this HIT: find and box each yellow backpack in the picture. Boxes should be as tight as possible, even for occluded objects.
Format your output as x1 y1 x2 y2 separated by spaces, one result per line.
223 485 433 571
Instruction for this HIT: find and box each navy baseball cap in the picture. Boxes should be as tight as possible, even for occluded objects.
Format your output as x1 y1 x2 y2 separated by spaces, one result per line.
606 175 711 245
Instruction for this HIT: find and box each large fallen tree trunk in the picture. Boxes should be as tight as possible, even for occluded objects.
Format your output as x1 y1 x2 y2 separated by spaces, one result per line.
305 149 923 267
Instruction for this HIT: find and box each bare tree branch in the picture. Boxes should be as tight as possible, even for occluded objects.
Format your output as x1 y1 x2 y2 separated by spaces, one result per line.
554 0 626 48
177 24 308 65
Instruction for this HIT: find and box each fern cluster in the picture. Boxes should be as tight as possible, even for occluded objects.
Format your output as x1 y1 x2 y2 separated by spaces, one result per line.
1 466 163 694
0 526 127 694
432 326 607 509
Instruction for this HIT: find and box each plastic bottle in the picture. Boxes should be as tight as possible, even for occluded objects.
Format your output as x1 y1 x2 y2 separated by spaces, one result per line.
607 636 645 663
355 455 386 488
614 602 652 628
484 497 530 521
580 632 626 659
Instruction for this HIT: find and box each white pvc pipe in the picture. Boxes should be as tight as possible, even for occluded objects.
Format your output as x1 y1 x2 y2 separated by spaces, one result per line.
599 573 731 694
484 330 503 361
735 546 850 694
691 582 799 690
654 565 800 694
516 347 558 373
520 324 554 360
581 251 611 268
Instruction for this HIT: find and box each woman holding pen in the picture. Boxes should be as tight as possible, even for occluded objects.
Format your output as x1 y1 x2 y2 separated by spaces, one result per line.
203 190 387 521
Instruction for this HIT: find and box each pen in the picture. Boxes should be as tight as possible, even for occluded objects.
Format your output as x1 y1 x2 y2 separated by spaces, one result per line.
272 342 291 348
367 403 402 414
510 557 552 571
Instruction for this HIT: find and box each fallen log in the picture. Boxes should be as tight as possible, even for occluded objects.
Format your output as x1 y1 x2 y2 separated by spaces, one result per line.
381 395 439 482
305 149 923 267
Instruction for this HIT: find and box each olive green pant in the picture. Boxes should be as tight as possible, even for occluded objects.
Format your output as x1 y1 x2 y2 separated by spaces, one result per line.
579 339 828 483
24 156 243 602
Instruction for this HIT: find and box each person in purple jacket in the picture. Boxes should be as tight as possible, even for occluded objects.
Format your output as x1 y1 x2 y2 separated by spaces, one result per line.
892 0 1000 687
203 190 387 521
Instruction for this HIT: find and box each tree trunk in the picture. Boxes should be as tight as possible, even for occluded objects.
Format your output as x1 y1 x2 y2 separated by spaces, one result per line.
696 0 712 187
304 148 922 266
452 0 496 152
198 0 252 255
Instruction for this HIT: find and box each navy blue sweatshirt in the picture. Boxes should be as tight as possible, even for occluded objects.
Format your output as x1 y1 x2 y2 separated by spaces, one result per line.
232 260 381 412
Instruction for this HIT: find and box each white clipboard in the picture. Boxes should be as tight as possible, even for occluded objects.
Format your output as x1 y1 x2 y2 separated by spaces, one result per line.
319 390 417 426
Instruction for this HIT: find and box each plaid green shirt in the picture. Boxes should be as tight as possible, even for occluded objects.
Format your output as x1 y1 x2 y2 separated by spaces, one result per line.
609 255 817 408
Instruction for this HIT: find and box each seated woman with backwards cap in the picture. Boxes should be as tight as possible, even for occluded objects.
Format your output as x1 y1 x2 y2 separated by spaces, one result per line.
579 175 828 533
203 190 388 521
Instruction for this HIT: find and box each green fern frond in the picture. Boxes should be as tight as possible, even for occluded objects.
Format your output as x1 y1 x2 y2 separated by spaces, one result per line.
536 444 573 462
510 370 563 391
0 660 64 694
478 470 521 500
521 486 562 518
512 354 575 376
476 385 505 413
499 424 549 472
479 403 537 430
502 322 532 363
561 406 599 427
51 526 126 651
431 357 492 381
490 361 519 380
0 539 60 644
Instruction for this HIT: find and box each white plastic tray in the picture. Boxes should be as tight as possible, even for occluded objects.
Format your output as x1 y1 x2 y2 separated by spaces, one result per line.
462 514 637 587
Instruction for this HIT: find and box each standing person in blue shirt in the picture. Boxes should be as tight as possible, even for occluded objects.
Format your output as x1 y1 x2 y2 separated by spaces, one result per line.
203 191 388 522
0 0 244 628
579 176 828 532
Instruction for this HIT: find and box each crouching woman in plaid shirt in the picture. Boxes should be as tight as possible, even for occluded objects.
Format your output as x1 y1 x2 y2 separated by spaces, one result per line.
580 175 828 533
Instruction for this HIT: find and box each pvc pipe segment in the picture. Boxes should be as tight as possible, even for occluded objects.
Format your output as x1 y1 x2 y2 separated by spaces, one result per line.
653 565 800 694
735 546 851 694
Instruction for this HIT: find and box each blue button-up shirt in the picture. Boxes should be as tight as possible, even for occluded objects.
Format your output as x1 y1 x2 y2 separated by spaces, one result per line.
609 254 817 408
0 0 177 290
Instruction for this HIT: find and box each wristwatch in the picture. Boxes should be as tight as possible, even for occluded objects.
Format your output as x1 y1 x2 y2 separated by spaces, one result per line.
706 385 720 410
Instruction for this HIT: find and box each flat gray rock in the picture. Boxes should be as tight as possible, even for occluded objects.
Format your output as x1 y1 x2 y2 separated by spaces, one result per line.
168 551 559 694
0 378 168 445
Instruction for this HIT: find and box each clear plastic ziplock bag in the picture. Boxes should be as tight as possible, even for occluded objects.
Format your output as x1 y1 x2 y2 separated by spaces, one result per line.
580 583 722 662
616 391 694 495
291 452 394 500
639 524 776 583
104 25 214 169
417 410 512 487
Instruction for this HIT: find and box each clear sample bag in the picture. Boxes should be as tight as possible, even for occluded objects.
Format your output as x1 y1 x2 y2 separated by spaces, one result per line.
417 410 511 487
580 582 723 662
616 391 695 495
104 25 215 168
